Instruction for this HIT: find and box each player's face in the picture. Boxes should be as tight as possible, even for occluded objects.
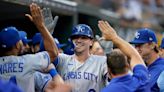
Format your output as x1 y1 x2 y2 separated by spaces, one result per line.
134 43 152 60
72 36 93 53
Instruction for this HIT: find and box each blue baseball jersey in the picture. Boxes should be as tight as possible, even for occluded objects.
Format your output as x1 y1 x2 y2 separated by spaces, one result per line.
0 51 50 92
101 65 150 92
55 54 108 92
34 71 51 92
148 57 164 92
0 79 22 92
157 71 164 92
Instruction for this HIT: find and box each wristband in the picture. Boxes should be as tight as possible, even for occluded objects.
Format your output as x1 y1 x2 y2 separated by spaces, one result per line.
49 69 58 77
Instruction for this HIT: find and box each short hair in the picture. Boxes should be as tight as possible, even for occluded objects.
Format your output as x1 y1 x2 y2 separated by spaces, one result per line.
106 49 129 75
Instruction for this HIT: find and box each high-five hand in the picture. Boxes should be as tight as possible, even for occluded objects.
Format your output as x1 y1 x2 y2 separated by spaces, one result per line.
25 3 44 28
98 20 118 41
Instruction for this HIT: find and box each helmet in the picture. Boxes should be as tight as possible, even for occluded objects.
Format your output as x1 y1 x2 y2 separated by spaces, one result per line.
70 24 94 39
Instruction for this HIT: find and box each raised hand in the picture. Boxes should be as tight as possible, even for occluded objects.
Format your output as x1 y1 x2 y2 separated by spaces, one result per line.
42 8 59 34
25 3 44 28
98 20 118 41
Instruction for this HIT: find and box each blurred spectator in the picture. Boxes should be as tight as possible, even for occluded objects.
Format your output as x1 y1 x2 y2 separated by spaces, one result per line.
155 0 164 28
119 0 142 21
84 0 102 7
141 0 158 25
101 0 122 12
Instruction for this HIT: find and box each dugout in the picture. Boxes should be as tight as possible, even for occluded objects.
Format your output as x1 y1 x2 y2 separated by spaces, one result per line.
0 0 163 46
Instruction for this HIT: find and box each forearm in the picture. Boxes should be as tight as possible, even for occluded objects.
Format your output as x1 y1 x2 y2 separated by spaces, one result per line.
98 20 145 68
112 36 145 67
28 3 59 62
36 23 58 62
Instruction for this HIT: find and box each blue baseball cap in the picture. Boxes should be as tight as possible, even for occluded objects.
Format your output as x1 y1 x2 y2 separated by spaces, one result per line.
0 27 21 48
32 33 42 45
39 38 66 52
54 38 66 49
64 38 74 55
160 38 164 48
19 31 32 45
130 28 157 44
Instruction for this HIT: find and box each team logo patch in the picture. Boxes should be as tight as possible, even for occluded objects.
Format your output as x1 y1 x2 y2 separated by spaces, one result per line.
135 32 140 39
77 26 85 33
149 37 153 41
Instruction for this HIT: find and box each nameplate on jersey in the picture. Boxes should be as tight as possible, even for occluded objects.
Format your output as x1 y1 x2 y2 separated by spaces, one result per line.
0 62 24 74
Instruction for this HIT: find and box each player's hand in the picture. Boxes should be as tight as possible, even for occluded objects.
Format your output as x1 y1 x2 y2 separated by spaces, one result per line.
42 8 59 34
25 3 44 27
98 20 118 41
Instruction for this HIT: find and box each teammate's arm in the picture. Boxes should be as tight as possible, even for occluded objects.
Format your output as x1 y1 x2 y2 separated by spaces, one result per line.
44 64 72 92
98 20 145 69
26 3 58 62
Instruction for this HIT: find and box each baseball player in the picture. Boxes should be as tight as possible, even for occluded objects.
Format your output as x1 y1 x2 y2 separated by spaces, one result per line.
0 3 58 92
98 20 149 92
53 24 108 92
130 28 164 91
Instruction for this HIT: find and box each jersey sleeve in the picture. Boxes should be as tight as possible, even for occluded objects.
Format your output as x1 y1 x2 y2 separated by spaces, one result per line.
22 51 50 71
132 64 149 85
34 72 52 92
54 54 71 74
157 71 164 92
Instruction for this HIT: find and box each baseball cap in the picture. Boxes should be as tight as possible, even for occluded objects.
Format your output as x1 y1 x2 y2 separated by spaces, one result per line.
130 28 157 44
39 38 66 52
19 31 32 45
54 38 66 49
0 27 21 48
32 33 42 45
160 38 164 48
64 38 74 55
